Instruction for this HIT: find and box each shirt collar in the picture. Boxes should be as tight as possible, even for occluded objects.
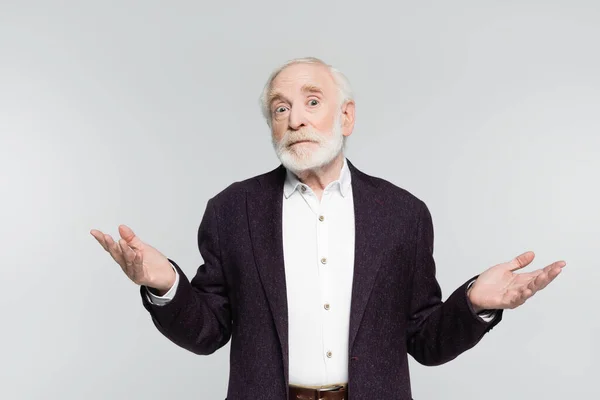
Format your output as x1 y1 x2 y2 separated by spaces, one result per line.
283 157 352 199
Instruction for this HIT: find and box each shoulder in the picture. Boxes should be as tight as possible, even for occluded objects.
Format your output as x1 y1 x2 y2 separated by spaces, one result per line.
372 175 431 230
206 164 283 206
372 174 424 205
350 160 428 214
349 162 434 246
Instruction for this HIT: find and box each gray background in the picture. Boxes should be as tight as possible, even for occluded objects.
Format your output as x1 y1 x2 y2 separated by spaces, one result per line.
1 1 598 399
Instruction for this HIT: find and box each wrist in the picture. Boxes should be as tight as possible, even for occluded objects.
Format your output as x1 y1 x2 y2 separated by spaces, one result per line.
467 286 484 314
148 265 176 295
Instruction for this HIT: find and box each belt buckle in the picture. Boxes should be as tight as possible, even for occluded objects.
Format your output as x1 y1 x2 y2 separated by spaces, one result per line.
318 385 344 392
316 385 345 400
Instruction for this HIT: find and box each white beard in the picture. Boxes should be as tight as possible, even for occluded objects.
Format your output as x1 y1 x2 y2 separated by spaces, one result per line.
272 111 344 175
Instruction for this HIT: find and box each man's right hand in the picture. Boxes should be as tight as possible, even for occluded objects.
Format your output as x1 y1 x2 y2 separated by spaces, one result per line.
90 225 176 295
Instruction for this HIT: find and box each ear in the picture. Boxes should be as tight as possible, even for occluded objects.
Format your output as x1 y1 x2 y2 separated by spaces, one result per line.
340 100 355 137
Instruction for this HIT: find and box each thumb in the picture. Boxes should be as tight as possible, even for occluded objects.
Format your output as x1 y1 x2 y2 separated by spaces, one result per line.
508 251 535 272
118 225 144 250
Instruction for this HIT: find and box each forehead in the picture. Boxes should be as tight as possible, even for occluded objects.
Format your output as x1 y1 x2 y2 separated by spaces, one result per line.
270 63 337 97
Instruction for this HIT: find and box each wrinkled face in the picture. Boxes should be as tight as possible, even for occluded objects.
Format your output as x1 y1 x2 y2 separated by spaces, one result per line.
268 63 353 173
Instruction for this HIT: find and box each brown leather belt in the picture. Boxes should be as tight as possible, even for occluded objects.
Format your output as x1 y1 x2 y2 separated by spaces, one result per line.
289 384 348 400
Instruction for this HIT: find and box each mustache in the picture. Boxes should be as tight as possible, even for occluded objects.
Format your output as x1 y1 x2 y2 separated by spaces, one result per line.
280 128 322 147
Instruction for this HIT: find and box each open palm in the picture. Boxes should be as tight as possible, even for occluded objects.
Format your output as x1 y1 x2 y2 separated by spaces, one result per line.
90 224 175 292
468 251 566 312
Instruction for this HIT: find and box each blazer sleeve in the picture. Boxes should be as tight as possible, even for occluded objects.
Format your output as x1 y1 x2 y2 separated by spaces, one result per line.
406 201 503 366
139 197 232 355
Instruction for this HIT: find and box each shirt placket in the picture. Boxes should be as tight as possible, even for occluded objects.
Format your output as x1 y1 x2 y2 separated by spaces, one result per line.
317 188 333 381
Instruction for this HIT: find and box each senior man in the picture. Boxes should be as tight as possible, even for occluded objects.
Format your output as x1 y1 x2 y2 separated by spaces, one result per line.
91 57 565 400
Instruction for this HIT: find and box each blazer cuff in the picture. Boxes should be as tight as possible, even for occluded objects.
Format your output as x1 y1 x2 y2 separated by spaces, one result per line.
465 276 501 324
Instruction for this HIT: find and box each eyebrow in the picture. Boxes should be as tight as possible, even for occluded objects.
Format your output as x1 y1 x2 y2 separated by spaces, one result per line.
267 84 324 108
300 84 324 95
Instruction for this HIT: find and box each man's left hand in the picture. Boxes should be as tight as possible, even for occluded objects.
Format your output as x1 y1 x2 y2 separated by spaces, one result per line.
467 251 566 313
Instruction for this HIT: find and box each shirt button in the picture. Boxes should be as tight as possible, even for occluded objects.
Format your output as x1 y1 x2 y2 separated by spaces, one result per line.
324 303 330 310
318 215 325 222
326 351 333 358
320 257 327 264
300 186 307 192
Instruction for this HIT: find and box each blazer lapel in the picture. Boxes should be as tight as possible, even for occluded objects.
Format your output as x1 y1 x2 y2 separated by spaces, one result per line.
246 164 290 387
246 159 385 384
347 159 386 352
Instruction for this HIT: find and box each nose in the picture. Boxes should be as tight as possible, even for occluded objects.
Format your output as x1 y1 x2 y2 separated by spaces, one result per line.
288 106 307 131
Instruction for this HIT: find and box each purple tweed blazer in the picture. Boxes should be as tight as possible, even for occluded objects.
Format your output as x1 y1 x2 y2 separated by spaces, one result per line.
140 158 502 399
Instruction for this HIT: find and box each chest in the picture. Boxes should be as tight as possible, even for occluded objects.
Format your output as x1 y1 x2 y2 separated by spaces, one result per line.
281 190 355 313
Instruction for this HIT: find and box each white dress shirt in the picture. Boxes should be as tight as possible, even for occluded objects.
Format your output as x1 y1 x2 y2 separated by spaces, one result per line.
145 157 495 386
281 157 355 386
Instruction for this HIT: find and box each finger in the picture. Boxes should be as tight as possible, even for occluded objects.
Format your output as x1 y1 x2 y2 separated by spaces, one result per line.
133 250 144 282
510 281 538 308
121 241 143 283
90 229 109 251
517 271 543 284
105 234 125 265
525 277 540 297
119 239 136 274
543 260 567 273
508 251 535 272
519 260 566 279
509 265 560 308
119 225 144 251
516 287 533 307
505 289 529 309
530 266 562 292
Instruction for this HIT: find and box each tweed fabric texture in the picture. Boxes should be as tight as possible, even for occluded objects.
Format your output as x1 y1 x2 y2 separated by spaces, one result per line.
140 159 503 400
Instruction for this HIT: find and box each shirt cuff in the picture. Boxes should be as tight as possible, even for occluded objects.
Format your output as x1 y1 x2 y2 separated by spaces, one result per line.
145 261 179 306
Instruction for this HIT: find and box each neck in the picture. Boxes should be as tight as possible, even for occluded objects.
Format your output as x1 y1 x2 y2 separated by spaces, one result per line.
293 153 345 197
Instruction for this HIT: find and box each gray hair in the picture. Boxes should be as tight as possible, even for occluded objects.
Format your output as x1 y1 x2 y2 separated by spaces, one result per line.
259 57 354 127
